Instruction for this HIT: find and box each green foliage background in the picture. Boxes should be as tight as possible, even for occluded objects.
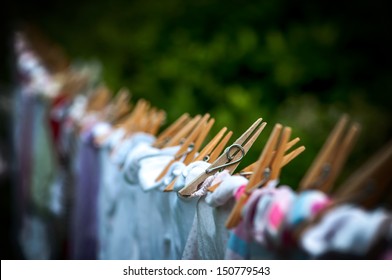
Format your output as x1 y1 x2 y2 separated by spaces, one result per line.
11 0 392 188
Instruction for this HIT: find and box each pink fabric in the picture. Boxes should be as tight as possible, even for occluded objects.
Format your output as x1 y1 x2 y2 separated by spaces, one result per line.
268 204 285 230
234 184 247 200
311 199 331 214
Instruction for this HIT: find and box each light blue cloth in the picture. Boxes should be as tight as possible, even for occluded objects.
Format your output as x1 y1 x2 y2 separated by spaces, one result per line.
102 133 155 259
169 161 210 259
97 145 123 259
136 147 181 260
105 175 140 259
125 143 179 259
182 175 248 260
286 190 329 227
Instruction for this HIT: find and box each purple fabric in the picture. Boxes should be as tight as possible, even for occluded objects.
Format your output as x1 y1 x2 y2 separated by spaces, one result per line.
71 129 101 259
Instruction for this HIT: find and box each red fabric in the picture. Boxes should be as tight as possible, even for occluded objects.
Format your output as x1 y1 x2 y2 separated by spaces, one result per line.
49 94 68 146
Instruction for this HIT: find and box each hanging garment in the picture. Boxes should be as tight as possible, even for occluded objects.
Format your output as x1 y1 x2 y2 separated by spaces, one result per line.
97 128 126 259
102 133 155 260
253 186 296 249
182 174 248 259
136 146 184 260
127 141 178 260
166 161 211 259
285 190 331 229
278 189 331 259
70 123 102 259
30 96 57 213
225 181 278 260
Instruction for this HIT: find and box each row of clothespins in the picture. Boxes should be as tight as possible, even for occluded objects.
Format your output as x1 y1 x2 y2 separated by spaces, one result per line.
78 85 392 230
16 28 392 229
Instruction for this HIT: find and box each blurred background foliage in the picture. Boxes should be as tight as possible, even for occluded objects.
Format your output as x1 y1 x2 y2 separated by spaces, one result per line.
5 0 392 187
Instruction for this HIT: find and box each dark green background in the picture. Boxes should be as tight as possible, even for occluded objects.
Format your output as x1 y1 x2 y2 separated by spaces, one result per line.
2 0 392 187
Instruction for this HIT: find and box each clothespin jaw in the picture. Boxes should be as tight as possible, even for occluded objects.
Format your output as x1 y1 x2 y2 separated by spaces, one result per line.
299 114 360 194
282 145 306 167
333 140 392 209
223 123 268 176
178 118 266 197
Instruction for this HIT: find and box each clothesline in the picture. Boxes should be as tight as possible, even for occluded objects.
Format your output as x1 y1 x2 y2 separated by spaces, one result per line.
13 30 392 260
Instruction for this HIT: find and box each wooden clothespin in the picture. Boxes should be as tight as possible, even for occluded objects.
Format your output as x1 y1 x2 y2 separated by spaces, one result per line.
183 118 215 165
86 85 111 113
122 99 150 134
237 137 302 178
153 113 190 148
282 138 305 167
155 114 210 182
293 140 391 242
233 129 301 183
178 118 266 197
225 124 305 229
163 115 202 147
147 109 166 136
299 114 361 194
333 140 392 209
208 131 235 163
93 88 132 145
142 106 161 134
117 98 143 132
58 70 89 98
106 88 132 124
139 106 156 133
193 127 232 162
